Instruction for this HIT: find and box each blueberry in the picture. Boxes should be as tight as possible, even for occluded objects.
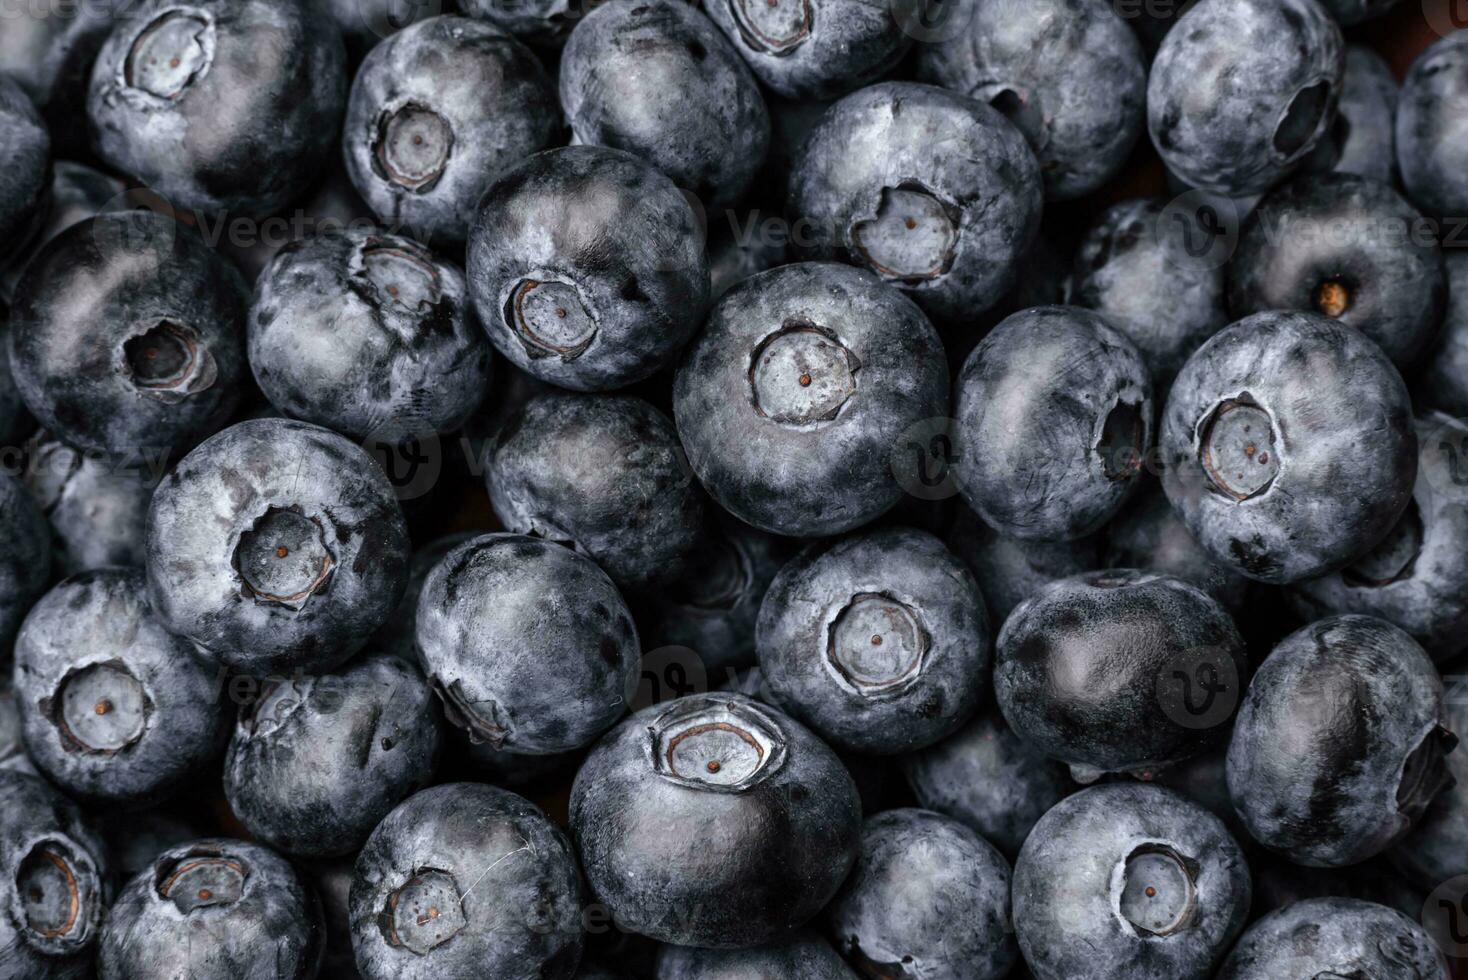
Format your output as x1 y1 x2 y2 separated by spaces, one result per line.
322 0 440 61
0 161 125 304
571 691 861 947
915 0 1146 201
1105 488 1250 613
458 0 582 49
0 471 49 656
486 392 709 591
788 81 1043 325
0 5 112 157
350 783 583 979
1148 0 1344 196
1303 45 1399 184
953 306 1152 542
344 15 561 248
1420 250 1468 416
655 930 855 979
8 211 249 457
674 262 948 537
1013 783 1251 980
945 505 1101 625
1161 311 1417 584
99 838 324 979
560 0 769 210
24 431 161 575
1215 897 1445 978
0 674 38 775
1398 29 1468 218
0 312 33 448
1228 614 1455 866
467 146 709 391
0 770 109 980
372 531 477 665
144 418 411 676
87 0 347 219
1393 682 1468 888
0 76 50 273
416 532 638 754
1071 198 1229 388
756 526 991 754
249 226 493 439
1319 0 1401 24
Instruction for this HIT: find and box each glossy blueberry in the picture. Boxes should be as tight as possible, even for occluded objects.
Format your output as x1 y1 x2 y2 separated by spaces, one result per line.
1148 0 1344 196
1393 683 1468 888
945 505 1100 625
99 838 324 980
789 81 1043 325
560 0 769 210
1304 45 1398 184
1228 615 1455 867
350 783 583 980
487 393 708 591
0 76 50 273
0 4 112 157
145 418 411 675
1420 250 1468 416
916 0 1145 201
0 471 49 656
416 532 638 754
674 262 948 537
1013 783 1251 980
24 431 161 575
468 146 709 391
953 306 1152 542
344 15 560 248
655 930 854 979
1216 897 1444 978
249 226 493 439
571 692 861 948
373 531 477 665
1397 29 1468 218
8 211 249 457
1161 311 1417 584
0 161 126 304
1105 488 1250 613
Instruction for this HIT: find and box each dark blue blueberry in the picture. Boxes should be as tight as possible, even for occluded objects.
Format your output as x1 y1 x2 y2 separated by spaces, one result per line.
0 311 34 449
1106 488 1250 613
0 673 38 776
24 431 161 575
0 471 49 656
372 531 477 665
0 5 113 157
945 505 1101 625
1397 29 1468 217
1392 683 1468 888
1216 897 1444 977
458 0 583 49
655 930 855 978
0 161 125 304
0 76 50 273
1303 45 1399 184
1420 249 1468 416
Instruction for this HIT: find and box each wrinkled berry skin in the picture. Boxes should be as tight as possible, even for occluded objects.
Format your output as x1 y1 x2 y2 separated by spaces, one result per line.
9 211 249 457
145 419 411 676
953 306 1152 542
99 838 324 980
468 146 709 392
674 262 948 538
0 770 109 980
350 783 583 980
1394 685 1468 888
571 692 861 948
1397 30 1468 218
24 433 160 576
945 506 1100 625
916 0 1145 201
87 0 347 219
1106 489 1250 613
487 393 709 591
827 809 1015 980
655 930 854 979
789 82 1043 325
1216 897 1445 978
344 16 560 247
224 654 442 859
249 227 493 440
1161 311 1417 585
756 527 990 755
0 472 49 656
1148 0 1344 196
1014 784 1250 980
15 568 228 809
560 0 769 210
416 533 639 755
1307 45 1398 184
1228 615 1455 867
0 77 50 273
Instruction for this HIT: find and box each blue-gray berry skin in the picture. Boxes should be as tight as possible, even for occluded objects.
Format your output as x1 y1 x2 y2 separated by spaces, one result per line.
1215 897 1445 978
1420 250 1468 417
1393 685 1468 888
343 16 561 248
373 531 478 665
458 0 583 48
8 211 249 457
0 315 33 448
655 930 855 979
827 809 1015 980
486 392 709 591
0 76 50 273
1161 311 1417 585
416 532 638 755
0 676 38 776
1013 783 1251 980
145 418 411 676
1227 615 1455 868
248 226 493 440
1105 489 1250 613
87 0 347 220
14 568 228 809
756 526 991 755
1148 0 1344 196
674 262 949 538
1397 29 1468 218
467 146 709 392
571 692 861 948
224 654 442 859
99 838 324 980
0 471 49 657
560 0 769 210
0 770 109 980
953 306 1152 542
0 161 125 305
997 570 1247 781
1305 45 1398 184
788 82 1043 326
0 5 113 158
350 783 584 980
1229 173 1446 372
945 505 1100 625
915 0 1145 201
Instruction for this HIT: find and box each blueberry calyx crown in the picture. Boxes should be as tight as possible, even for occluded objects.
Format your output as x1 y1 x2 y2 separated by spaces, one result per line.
16 841 87 948
1097 397 1146 482
1198 393 1281 501
432 677 509 748
748 318 860 426
826 591 929 698
1117 843 1199 938
123 8 215 100
359 238 444 315
380 868 467 956
373 102 454 193
232 506 336 610
154 848 248 914
504 277 598 361
848 181 960 283
647 695 787 792
121 319 219 402
1273 80 1333 160
44 660 151 755
728 0 812 55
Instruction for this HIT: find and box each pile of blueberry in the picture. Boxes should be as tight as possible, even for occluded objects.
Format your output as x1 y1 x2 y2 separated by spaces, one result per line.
3 0 1468 977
